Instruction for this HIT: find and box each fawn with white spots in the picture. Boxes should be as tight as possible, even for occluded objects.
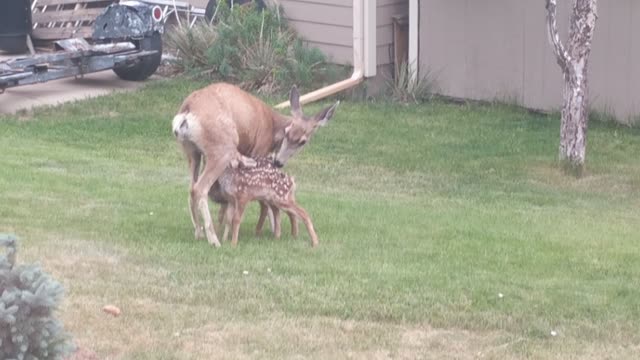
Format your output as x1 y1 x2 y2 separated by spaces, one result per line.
212 155 319 247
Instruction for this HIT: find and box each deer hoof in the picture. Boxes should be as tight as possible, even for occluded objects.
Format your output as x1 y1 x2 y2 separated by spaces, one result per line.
194 227 205 240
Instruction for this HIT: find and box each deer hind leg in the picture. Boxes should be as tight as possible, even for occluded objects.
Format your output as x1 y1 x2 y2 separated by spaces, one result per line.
191 152 233 247
185 146 204 239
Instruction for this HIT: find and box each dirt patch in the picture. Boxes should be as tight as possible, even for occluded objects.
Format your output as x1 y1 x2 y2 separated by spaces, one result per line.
179 317 512 360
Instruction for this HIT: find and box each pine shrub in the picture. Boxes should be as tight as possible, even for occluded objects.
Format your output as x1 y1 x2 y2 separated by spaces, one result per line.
0 234 73 360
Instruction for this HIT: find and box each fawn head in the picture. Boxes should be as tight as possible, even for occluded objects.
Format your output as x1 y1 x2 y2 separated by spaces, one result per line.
273 86 339 168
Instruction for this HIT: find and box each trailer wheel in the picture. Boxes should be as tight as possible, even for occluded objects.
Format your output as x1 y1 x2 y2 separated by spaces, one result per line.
113 32 162 81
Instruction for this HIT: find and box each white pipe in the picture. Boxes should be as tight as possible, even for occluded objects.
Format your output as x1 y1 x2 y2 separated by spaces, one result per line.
408 0 419 84
275 0 371 109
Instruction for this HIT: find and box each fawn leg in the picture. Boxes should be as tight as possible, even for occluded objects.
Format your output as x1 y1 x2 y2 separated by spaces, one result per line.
217 203 227 227
256 203 281 237
282 203 318 247
255 201 269 236
272 207 281 239
288 212 299 238
231 198 248 247
222 201 235 242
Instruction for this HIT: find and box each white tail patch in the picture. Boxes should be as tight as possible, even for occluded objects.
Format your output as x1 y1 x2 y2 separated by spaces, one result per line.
172 112 200 141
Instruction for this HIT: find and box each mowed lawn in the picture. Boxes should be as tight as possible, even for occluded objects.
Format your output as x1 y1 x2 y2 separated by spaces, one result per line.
1 78 639 359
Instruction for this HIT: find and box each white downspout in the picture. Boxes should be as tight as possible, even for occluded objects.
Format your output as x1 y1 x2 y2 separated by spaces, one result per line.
363 0 377 77
408 0 419 84
275 0 374 109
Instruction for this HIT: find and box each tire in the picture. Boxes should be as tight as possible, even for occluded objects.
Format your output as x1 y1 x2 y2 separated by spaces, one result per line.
205 0 266 22
113 32 162 81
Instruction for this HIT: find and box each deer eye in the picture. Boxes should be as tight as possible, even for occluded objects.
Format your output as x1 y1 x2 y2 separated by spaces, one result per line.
299 139 307 146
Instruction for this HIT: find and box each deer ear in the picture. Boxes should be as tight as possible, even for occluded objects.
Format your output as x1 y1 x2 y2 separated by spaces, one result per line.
314 100 340 127
290 85 302 118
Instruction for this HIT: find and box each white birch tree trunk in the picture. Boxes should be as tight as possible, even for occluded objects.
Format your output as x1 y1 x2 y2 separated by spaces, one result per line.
545 0 598 176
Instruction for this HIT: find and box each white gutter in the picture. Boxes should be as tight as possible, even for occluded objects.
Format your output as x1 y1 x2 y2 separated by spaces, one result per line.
275 0 375 109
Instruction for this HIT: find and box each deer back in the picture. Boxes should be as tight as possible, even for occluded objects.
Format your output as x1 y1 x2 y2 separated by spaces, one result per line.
176 83 287 158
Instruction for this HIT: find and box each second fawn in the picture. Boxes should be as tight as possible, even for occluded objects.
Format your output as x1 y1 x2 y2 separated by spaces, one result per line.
214 156 319 247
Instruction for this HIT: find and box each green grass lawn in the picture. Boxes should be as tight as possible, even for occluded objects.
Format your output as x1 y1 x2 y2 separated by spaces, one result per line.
1 78 639 359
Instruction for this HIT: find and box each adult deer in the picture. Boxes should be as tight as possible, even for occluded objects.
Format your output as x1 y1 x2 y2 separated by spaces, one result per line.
171 82 339 247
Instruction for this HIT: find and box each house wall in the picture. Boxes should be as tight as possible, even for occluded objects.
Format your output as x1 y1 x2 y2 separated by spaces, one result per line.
418 0 640 122
184 0 410 68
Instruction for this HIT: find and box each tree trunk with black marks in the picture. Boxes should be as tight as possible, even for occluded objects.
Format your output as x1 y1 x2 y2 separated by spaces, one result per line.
545 0 598 176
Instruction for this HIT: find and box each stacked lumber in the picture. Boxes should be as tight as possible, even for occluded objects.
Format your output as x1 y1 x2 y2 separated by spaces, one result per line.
30 0 116 41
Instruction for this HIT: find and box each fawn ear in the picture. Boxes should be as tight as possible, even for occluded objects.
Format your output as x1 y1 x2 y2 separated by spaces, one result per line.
313 100 340 127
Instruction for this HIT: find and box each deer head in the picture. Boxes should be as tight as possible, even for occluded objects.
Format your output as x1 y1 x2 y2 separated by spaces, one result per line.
273 86 340 168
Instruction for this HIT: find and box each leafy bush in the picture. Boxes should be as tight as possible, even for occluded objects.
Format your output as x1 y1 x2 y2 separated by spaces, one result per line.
164 1 346 95
0 234 73 360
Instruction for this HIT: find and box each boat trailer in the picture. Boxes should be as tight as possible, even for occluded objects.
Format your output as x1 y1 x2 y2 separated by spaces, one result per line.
0 1 165 94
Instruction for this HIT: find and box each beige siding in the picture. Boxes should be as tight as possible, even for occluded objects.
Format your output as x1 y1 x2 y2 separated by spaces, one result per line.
419 0 640 122
280 0 354 65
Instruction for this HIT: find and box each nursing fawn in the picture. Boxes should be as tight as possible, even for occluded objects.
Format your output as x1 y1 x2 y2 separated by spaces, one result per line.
215 156 319 247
